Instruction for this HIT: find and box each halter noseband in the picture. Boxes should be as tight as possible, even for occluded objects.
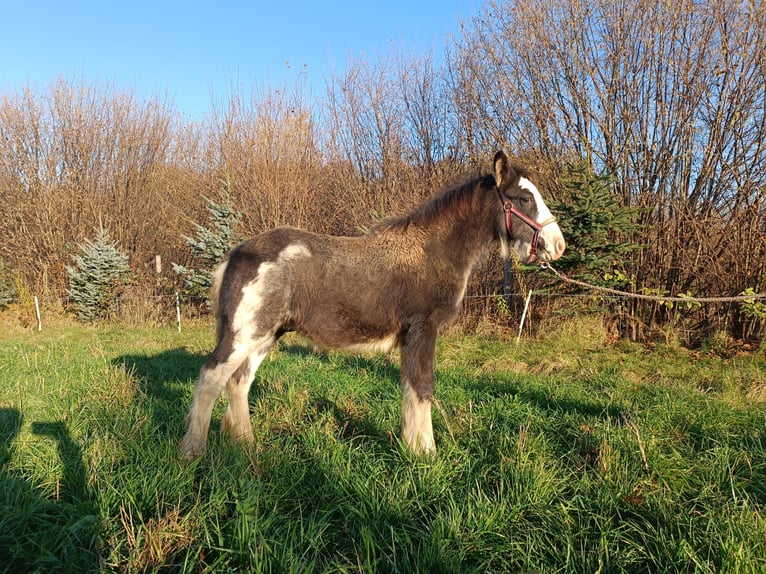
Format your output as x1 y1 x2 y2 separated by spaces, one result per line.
497 187 558 264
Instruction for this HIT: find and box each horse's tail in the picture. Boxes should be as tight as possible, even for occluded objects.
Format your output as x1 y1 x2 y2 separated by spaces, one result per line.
209 258 229 341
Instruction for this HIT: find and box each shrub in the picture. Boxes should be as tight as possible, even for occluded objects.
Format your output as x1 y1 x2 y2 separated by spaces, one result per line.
550 162 641 288
67 226 131 322
172 185 241 303
0 259 17 310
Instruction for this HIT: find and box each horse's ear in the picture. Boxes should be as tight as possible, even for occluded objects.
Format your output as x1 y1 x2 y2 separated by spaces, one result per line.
493 151 509 187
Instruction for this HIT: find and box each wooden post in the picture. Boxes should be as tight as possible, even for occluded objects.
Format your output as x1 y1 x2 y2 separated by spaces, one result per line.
155 255 162 291
503 259 512 310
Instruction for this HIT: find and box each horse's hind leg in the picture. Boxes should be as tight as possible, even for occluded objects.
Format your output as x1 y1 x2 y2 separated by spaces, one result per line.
179 346 247 461
180 332 276 460
221 351 269 444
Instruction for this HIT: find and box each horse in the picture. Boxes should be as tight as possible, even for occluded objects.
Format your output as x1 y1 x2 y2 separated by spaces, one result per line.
179 151 566 460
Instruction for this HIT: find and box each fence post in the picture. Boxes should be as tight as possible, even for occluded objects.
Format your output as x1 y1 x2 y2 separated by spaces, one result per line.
503 260 512 310
34 295 42 331
175 292 182 333
516 289 533 345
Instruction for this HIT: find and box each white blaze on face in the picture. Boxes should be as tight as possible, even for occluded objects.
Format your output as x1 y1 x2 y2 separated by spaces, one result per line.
517 177 566 262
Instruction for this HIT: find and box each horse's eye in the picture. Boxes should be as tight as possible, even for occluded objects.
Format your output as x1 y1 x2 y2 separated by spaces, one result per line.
520 197 532 205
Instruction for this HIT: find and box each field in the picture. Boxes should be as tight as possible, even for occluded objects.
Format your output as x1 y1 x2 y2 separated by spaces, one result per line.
1 319 765 573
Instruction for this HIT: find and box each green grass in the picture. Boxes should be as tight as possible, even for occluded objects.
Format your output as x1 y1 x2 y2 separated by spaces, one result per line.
1 318 765 573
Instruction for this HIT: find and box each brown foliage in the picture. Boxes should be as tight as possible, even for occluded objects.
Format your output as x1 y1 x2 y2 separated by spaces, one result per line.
0 0 764 341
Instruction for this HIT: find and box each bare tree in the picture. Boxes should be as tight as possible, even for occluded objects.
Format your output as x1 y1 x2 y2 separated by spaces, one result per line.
0 79 184 293
205 75 323 235
449 0 766 336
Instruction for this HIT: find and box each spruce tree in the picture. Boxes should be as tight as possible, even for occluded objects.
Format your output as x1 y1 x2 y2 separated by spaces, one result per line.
67 226 131 322
172 186 241 302
0 259 17 310
549 162 640 288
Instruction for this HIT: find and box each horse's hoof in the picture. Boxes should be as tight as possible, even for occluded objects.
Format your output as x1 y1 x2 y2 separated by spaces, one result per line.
222 427 254 445
179 435 205 461
402 434 438 458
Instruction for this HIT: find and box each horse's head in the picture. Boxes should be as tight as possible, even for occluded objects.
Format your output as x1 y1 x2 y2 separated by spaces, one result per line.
493 151 566 264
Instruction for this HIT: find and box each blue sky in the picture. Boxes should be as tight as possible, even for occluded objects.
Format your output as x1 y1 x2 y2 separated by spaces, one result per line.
2 0 479 120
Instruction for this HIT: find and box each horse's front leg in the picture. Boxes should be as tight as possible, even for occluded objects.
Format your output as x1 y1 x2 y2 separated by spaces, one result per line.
399 322 437 456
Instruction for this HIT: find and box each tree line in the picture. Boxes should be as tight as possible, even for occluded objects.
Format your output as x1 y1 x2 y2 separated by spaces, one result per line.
0 0 764 341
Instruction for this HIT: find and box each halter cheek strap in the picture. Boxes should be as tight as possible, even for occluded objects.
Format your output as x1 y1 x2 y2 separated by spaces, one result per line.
498 189 558 264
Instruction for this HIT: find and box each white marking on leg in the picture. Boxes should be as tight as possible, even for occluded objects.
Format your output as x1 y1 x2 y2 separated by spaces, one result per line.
181 262 275 460
221 351 269 443
181 242 310 461
401 382 436 455
180 350 249 460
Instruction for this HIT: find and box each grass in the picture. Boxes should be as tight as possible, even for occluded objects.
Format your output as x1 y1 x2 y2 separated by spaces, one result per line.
0 317 765 573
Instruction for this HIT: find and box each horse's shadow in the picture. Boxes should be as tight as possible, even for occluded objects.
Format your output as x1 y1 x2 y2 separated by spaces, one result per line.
275 342 402 450
115 341 625 461
114 342 403 450
464 374 624 421
115 347 207 434
280 341 401 385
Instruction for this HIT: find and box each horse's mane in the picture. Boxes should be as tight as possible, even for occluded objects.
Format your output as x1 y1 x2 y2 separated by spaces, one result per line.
370 174 494 234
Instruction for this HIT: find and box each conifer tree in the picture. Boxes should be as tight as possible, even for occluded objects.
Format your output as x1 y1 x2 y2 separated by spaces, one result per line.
172 186 241 302
67 226 131 322
550 162 640 288
0 259 17 310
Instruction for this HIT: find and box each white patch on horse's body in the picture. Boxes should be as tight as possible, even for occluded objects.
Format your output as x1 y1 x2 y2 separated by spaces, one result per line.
401 382 436 455
341 333 398 354
234 261 276 338
233 243 310 339
278 243 311 261
180 245 314 461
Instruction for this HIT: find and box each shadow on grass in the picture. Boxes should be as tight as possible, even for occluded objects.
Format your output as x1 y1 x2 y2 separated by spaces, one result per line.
280 341 401 380
465 372 625 421
280 342 402 450
0 408 100 571
115 340 623 461
114 343 399 452
116 347 207 434
110 342 648 570
306 396 396 452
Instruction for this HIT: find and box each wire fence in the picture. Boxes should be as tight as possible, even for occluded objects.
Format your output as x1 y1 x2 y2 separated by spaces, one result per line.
13 267 766 344
22 291 188 332
18 290 573 333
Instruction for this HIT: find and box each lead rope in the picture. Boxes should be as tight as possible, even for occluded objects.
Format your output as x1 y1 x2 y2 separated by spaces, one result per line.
541 263 766 303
